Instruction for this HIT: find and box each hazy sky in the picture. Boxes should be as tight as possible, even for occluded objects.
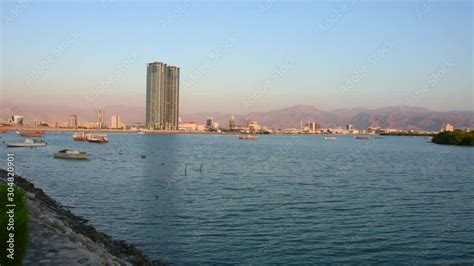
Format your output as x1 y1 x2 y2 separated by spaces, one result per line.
1 0 472 114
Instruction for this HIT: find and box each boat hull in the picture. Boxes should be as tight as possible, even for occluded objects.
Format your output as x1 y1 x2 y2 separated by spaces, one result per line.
17 130 45 137
239 136 258 140
54 153 89 160
6 143 47 148
86 139 108 143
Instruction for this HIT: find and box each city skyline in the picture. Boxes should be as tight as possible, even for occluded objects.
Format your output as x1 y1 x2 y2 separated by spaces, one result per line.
1 1 472 113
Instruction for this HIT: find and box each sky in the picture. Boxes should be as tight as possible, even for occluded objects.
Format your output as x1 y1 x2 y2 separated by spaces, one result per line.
1 0 472 114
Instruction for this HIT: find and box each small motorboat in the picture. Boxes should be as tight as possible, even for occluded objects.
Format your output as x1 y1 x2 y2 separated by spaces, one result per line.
239 134 258 140
354 136 369 140
54 149 89 160
17 130 45 137
86 134 109 143
5 139 47 147
72 132 89 141
324 136 337 140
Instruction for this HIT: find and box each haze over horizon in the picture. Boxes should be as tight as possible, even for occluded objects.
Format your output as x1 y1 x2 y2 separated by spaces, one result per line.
1 1 472 113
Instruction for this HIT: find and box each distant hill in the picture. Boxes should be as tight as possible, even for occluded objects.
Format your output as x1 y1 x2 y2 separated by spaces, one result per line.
1 102 472 131
182 105 474 131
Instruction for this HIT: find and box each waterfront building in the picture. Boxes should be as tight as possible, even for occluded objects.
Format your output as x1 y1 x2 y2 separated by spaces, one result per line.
229 116 236 130
179 122 198 132
441 123 454 132
305 122 321 132
206 117 214 127
67 114 78 128
146 61 180 130
245 120 260 132
111 115 122 129
94 108 105 128
346 124 353 131
11 115 24 124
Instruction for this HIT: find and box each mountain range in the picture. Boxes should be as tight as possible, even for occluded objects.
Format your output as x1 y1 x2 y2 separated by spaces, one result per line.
1 102 472 131
184 105 474 131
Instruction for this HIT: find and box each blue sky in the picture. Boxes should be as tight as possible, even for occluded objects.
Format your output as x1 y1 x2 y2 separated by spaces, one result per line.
1 0 472 113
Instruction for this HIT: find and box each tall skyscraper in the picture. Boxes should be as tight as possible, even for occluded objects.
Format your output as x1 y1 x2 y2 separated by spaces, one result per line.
146 61 180 130
94 108 105 128
111 115 121 129
229 116 236 130
68 114 78 128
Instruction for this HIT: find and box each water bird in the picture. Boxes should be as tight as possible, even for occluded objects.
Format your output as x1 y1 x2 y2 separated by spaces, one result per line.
141 155 146 159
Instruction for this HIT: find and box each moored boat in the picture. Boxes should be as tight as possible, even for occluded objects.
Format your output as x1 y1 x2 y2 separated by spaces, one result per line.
324 136 337 140
239 134 258 140
73 132 89 141
5 138 47 147
86 133 109 143
354 136 369 140
17 130 44 137
54 149 89 160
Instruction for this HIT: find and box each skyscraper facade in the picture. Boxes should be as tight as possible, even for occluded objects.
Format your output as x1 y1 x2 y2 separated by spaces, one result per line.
94 108 105 128
146 61 180 130
68 114 78 128
111 115 121 129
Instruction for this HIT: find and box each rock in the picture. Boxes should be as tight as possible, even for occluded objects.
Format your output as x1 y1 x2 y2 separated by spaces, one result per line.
77 257 89 264
26 191 36 199
45 252 55 258
53 219 66 232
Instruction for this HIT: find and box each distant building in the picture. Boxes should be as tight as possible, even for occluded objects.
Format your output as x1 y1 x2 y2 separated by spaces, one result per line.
111 115 122 129
306 122 321 132
94 108 105 128
346 124 353 131
441 123 454 132
179 122 198 132
146 61 180 130
11 115 23 124
229 116 236 130
68 114 78 128
245 120 260 132
206 117 214 127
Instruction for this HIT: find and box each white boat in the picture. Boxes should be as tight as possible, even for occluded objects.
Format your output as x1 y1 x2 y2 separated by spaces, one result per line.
73 132 89 141
5 139 47 147
54 149 89 160
86 134 109 143
324 136 337 140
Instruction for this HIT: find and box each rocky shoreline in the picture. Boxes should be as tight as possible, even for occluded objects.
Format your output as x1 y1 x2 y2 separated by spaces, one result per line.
0 170 165 265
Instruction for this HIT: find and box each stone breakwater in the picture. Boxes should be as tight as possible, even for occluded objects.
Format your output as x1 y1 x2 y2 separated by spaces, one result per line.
0 170 165 265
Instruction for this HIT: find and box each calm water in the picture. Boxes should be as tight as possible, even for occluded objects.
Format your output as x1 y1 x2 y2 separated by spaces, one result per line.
1 132 473 264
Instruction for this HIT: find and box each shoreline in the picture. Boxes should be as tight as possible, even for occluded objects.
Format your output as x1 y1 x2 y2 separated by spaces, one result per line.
0 127 434 136
0 169 165 265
